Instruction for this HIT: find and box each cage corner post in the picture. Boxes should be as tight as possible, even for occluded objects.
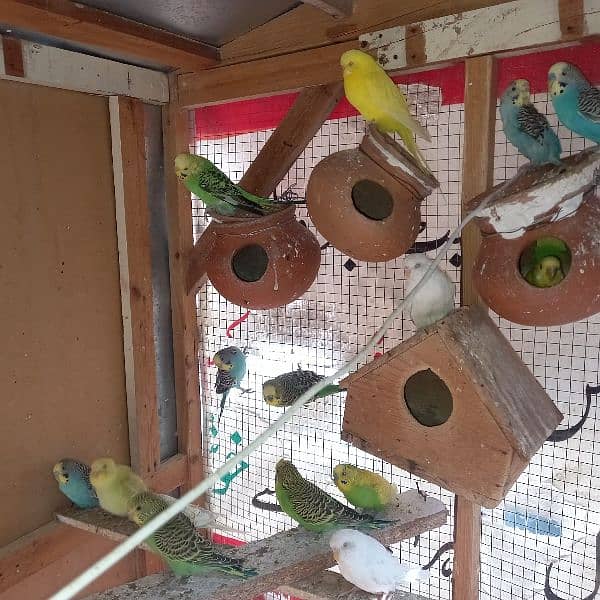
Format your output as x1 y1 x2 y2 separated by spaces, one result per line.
162 72 204 499
453 53 497 599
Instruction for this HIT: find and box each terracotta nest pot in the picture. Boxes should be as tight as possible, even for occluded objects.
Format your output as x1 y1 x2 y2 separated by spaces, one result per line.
305 125 439 262
467 147 600 326
186 205 321 310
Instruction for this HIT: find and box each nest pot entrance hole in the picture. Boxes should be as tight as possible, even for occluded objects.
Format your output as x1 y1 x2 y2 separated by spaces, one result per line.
518 236 572 289
351 179 394 221
404 369 453 427
231 244 269 283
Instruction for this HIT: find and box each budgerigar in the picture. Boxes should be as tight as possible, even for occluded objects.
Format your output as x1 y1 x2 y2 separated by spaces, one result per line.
275 459 388 533
332 464 398 513
128 492 256 578
549 62 600 143
90 458 147 517
175 153 284 218
263 369 341 407
330 529 429 599
52 459 99 509
520 237 569 288
213 346 248 425
404 254 455 329
340 49 432 175
500 79 562 166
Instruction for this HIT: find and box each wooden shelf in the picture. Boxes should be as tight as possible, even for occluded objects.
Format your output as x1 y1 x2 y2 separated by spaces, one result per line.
279 570 431 600
70 490 445 600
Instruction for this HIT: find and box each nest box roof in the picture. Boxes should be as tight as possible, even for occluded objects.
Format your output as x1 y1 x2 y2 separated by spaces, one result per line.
341 306 562 460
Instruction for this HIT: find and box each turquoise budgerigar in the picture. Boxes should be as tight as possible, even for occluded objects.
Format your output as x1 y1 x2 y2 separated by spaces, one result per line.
263 369 341 407
52 459 99 509
213 346 248 425
548 62 600 143
174 153 285 218
128 492 256 578
500 79 562 166
275 459 389 533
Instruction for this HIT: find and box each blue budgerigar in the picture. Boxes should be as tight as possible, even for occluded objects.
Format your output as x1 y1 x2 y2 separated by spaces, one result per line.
53 458 99 509
548 62 600 143
213 346 248 425
500 79 561 166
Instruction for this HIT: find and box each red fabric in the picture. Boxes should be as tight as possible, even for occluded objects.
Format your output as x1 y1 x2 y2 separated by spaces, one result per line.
195 42 600 141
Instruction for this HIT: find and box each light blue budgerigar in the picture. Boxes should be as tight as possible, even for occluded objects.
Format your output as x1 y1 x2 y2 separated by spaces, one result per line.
500 79 561 166
213 346 248 425
548 62 600 143
52 458 99 509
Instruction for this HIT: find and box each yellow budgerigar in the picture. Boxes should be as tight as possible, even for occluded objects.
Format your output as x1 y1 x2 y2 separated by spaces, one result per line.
90 458 147 517
333 463 399 513
340 49 432 175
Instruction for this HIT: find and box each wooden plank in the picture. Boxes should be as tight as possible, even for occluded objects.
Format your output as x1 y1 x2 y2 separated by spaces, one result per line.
0 35 168 103
86 490 447 600
145 454 187 493
178 41 355 108
451 54 497 600
300 0 355 18
279 570 431 599
363 0 600 69
162 74 204 495
239 81 344 197
110 96 161 481
220 0 514 65
1 36 24 77
0 0 217 70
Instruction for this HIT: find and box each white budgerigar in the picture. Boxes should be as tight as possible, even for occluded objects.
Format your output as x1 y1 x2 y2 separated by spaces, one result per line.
404 254 455 329
330 529 429 599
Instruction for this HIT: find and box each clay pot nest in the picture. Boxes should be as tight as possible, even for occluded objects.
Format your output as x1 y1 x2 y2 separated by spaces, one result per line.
467 146 600 326
306 125 439 262
186 205 321 310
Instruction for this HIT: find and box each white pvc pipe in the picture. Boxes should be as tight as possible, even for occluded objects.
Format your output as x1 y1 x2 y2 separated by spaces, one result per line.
50 194 494 600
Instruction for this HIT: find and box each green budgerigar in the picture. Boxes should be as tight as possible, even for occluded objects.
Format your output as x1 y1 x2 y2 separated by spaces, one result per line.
520 237 570 289
128 492 256 578
275 459 389 533
332 464 399 513
175 153 285 218
263 369 342 407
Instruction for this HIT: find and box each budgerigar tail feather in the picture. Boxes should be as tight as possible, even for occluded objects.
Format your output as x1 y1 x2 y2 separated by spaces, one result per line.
314 384 343 399
401 129 433 177
405 567 430 583
217 390 229 425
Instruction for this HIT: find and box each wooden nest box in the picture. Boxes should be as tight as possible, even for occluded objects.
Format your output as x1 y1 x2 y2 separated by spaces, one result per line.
340 306 562 508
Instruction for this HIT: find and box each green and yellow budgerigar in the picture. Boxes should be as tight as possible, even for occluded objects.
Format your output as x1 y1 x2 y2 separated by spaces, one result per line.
519 237 570 289
340 49 432 176
90 458 147 517
128 492 256 578
263 369 341 407
174 153 285 218
275 459 389 533
332 464 399 513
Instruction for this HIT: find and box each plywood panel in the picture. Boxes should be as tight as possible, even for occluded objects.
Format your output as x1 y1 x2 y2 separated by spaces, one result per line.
0 79 130 547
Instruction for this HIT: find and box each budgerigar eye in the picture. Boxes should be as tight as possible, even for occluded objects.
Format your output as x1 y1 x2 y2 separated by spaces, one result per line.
511 86 516 91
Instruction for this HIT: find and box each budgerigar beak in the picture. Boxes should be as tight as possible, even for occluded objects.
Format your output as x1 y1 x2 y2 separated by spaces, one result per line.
332 549 339 562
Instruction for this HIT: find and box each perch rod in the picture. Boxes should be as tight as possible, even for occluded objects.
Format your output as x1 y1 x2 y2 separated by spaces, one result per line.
50 186 498 600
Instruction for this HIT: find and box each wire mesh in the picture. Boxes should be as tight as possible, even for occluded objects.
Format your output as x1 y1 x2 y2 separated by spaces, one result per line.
189 46 599 600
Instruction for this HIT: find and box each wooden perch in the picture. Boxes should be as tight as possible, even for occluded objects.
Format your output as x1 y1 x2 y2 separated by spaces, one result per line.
77 490 445 600
239 81 344 198
279 570 431 599
300 0 355 18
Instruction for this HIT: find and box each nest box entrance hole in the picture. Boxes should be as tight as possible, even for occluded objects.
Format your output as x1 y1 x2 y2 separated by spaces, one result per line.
404 369 453 427
231 244 269 282
351 179 394 220
518 236 572 289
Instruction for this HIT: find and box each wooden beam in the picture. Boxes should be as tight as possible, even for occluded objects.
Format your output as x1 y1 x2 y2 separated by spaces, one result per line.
1 36 24 77
83 490 447 600
162 74 204 496
300 0 355 18
452 54 497 600
0 35 168 103
239 81 344 197
0 0 217 70
362 0 600 70
178 40 355 108
279 570 431 599
145 453 187 493
220 0 514 65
